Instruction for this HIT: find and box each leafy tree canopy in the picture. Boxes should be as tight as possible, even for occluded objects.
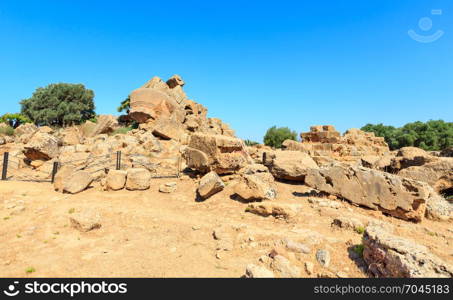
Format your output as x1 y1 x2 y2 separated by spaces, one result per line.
361 120 453 151
0 113 32 128
263 126 298 148
117 96 130 113
20 83 95 127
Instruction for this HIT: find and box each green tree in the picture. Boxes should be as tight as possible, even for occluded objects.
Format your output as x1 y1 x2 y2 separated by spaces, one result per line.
361 120 453 151
263 126 297 148
0 113 32 128
117 96 130 113
20 83 95 127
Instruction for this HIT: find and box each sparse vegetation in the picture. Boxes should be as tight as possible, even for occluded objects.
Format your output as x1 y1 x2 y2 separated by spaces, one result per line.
25 267 36 274
68 208 75 214
111 126 134 135
355 226 365 235
244 139 259 146
263 126 298 148
0 125 15 136
20 83 96 127
353 244 364 258
362 120 453 151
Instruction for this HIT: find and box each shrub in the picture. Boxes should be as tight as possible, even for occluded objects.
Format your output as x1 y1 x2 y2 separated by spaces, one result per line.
111 126 133 135
263 126 297 148
0 113 32 128
0 125 15 136
352 244 364 258
244 139 259 146
20 83 96 127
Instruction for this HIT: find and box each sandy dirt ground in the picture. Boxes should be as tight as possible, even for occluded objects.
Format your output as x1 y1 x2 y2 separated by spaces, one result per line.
0 177 452 278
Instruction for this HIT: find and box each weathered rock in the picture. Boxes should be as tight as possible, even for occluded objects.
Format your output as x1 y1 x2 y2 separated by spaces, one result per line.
106 170 127 191
126 168 151 190
397 158 453 193
304 164 433 222
63 171 93 194
60 126 83 146
53 165 76 192
184 133 249 174
70 210 102 232
283 238 311 254
331 217 364 232
234 174 276 201
389 147 435 171
14 123 37 136
363 225 453 278
316 249 331 267
159 182 177 193
24 132 59 160
152 117 184 141
245 264 275 278
425 194 452 221
270 255 301 278
246 202 299 220
197 171 225 200
440 147 453 157
129 87 179 123
265 150 318 181
38 126 54 134
88 115 118 137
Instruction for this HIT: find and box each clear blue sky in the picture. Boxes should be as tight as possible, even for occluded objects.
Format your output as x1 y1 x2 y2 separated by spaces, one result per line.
1 0 452 142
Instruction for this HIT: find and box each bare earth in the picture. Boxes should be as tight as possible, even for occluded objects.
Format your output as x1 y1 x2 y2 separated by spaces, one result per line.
1 178 452 278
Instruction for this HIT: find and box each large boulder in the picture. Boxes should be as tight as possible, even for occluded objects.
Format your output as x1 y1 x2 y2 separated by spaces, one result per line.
389 147 435 171
152 117 184 141
54 165 76 192
88 115 118 137
60 126 83 146
24 132 59 160
126 168 151 190
264 150 318 181
304 164 436 222
14 123 37 136
184 133 250 174
129 87 179 123
197 171 225 200
397 158 453 193
234 174 276 201
106 170 127 191
363 225 453 278
63 171 93 194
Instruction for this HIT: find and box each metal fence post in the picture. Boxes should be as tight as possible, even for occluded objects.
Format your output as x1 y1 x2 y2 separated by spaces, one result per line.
1 152 9 181
51 162 59 183
116 151 121 170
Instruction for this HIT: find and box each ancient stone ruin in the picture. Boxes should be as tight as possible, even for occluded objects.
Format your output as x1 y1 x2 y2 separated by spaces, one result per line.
0 75 452 278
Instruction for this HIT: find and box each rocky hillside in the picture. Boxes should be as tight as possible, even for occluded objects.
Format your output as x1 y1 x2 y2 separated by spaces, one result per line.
0 75 452 278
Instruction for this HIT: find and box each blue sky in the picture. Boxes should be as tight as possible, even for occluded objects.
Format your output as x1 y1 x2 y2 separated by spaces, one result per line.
0 0 452 142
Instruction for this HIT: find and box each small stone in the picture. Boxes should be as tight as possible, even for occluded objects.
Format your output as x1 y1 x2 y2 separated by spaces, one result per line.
284 238 311 254
271 255 301 278
159 182 177 193
336 271 348 278
316 249 331 267
192 225 201 231
215 252 222 259
245 264 275 278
